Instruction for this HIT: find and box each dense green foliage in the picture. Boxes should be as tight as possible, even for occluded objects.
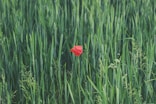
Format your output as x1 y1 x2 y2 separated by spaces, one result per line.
0 0 156 104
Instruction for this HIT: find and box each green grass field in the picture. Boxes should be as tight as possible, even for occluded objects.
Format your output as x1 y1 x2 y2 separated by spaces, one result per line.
0 0 156 104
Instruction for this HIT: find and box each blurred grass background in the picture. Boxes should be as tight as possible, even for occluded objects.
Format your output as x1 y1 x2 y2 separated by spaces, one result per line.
0 0 156 104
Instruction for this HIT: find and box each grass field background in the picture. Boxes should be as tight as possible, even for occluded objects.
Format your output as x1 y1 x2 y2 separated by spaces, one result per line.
0 0 156 104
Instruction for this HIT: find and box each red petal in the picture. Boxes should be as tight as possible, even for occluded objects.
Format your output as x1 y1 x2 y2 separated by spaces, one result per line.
70 45 83 56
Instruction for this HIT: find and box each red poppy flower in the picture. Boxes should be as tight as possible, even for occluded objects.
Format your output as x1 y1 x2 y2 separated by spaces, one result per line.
70 45 83 56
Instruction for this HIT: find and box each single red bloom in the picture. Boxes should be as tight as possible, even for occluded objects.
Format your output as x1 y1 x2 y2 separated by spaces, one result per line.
70 45 83 56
